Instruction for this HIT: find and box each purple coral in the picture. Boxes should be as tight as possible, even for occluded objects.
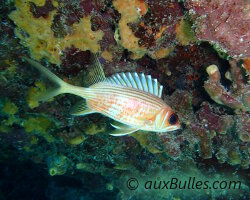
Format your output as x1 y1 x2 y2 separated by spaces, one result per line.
236 114 250 142
185 0 250 58
204 60 250 111
29 0 55 18
60 47 92 76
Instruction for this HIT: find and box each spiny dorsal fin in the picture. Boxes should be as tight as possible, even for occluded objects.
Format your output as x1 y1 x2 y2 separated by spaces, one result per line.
85 54 106 87
106 72 163 98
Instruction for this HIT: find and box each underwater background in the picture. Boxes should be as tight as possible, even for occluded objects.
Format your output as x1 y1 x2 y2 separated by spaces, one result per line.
0 0 249 199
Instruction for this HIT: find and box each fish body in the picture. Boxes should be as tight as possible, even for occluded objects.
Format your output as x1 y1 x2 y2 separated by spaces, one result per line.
87 83 175 132
24 57 180 136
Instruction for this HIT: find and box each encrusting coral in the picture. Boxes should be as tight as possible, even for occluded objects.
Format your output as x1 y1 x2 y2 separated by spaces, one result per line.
127 0 184 59
26 81 47 109
47 155 70 176
0 99 19 133
1 99 18 116
113 0 148 59
185 0 250 59
175 18 196 46
23 116 55 143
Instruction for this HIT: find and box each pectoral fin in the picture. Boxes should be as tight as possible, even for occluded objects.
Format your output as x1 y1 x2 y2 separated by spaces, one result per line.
109 127 139 137
110 122 131 130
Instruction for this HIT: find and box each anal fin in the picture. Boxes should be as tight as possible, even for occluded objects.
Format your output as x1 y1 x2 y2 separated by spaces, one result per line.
70 100 95 116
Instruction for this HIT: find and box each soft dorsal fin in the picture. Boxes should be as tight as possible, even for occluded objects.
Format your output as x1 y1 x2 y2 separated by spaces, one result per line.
106 72 163 98
70 100 95 116
85 54 106 87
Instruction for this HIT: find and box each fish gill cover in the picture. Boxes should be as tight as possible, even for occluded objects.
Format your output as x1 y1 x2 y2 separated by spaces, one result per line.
0 0 249 199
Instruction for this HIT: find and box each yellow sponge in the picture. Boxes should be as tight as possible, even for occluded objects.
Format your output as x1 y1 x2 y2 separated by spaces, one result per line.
9 0 103 64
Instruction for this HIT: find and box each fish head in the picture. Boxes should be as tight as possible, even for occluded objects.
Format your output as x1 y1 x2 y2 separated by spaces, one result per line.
154 107 181 132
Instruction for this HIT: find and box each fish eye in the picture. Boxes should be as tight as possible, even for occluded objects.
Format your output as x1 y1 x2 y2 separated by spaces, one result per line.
169 113 178 125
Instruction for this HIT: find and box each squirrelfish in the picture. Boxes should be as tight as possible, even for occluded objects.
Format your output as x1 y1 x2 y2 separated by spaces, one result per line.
24 56 180 136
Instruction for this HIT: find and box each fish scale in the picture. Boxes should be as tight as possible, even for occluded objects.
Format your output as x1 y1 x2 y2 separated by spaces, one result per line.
88 90 157 126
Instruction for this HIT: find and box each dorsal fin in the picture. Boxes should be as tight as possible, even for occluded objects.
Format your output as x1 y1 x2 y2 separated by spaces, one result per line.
85 54 106 87
70 100 95 116
106 72 164 98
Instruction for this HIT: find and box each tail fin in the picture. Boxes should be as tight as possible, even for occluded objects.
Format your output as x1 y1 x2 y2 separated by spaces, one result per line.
23 57 72 102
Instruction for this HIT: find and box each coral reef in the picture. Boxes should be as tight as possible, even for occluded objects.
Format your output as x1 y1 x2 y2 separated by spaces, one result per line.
0 0 249 199
168 89 249 167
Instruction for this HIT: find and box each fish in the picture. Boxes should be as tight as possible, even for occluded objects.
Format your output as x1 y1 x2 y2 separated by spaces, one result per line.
23 56 180 136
